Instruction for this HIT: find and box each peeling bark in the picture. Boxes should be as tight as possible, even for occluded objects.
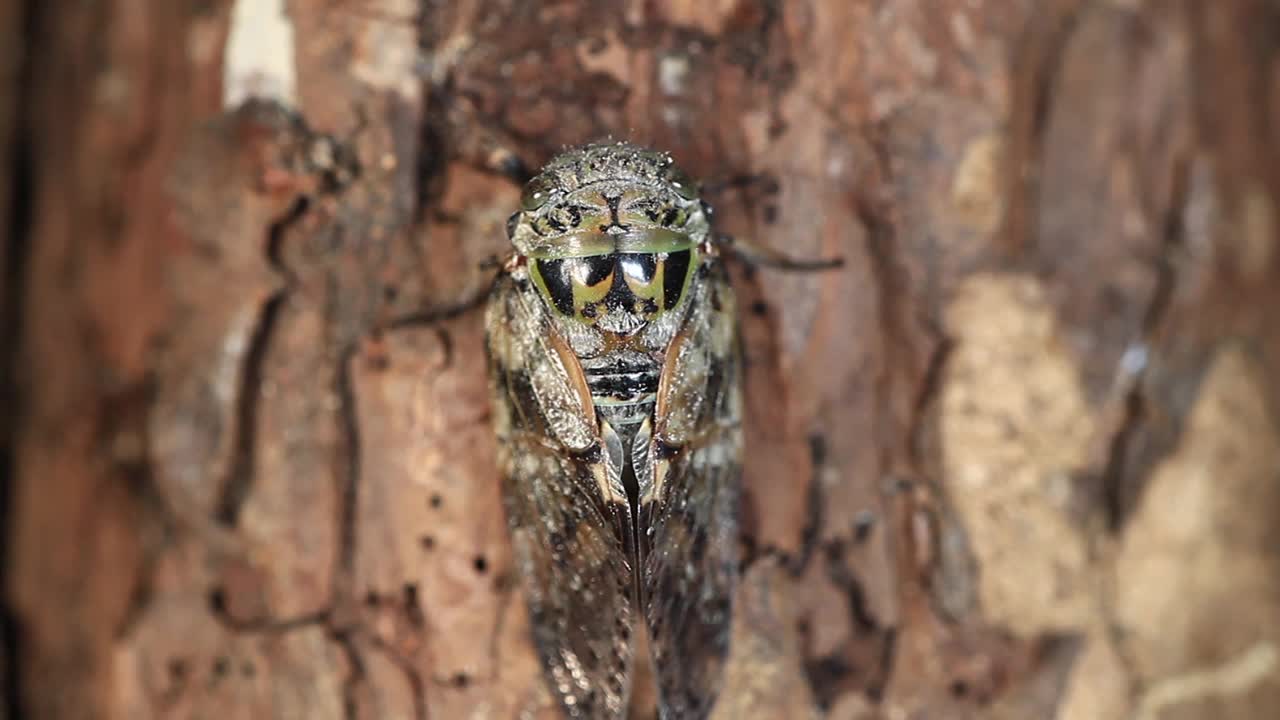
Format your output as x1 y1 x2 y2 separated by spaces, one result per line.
5 1 1280 719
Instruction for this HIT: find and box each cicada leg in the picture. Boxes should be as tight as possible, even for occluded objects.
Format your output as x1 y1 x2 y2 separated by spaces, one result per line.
385 256 508 330
699 170 844 272
716 233 844 272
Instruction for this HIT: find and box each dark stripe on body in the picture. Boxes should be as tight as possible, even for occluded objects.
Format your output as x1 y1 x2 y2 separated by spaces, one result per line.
662 249 691 309
535 258 575 314
583 362 660 406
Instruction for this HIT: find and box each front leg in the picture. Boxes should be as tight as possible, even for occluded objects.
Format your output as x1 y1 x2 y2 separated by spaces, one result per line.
717 232 845 272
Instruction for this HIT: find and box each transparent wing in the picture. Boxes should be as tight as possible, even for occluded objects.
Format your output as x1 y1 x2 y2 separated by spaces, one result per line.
639 261 743 719
487 272 636 719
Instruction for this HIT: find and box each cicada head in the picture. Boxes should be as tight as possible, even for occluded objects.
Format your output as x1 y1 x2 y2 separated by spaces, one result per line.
506 142 713 331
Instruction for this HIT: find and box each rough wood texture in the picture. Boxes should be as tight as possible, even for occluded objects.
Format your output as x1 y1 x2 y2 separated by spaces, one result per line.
4 1 1279 719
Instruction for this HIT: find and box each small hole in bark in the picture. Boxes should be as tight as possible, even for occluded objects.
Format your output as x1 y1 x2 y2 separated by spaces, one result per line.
853 510 877 543
403 582 425 626
208 588 227 615
808 433 828 466
737 532 759 572
473 555 488 574
420 535 435 550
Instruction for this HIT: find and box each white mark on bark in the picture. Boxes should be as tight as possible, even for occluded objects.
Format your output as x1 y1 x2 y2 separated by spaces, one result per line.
223 0 297 107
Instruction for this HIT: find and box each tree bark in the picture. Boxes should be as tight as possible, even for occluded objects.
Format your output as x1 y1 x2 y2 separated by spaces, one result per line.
4 1 1279 719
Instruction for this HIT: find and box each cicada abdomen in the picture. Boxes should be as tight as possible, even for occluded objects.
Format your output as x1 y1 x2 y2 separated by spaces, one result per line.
485 142 742 719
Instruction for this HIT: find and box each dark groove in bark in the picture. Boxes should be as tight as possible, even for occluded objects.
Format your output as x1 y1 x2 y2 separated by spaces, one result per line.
208 596 331 634
1100 154 1189 530
1 3 38 716
366 635 430 720
328 341 368 718
873 627 898 702
824 540 880 634
1002 0 1088 259
857 152 916 567
786 433 826 576
801 538 893 709
214 186 311 527
1100 387 1145 531
334 343 361 584
333 630 366 720
905 336 953 468
214 291 285 526
110 465 162 644
853 131 936 708
416 87 449 227
386 274 498 332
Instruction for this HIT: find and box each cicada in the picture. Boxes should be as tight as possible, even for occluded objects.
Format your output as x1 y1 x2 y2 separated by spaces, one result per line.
486 142 742 719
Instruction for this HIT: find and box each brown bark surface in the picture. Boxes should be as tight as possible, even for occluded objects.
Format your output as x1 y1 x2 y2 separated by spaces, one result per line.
4 1 1280 719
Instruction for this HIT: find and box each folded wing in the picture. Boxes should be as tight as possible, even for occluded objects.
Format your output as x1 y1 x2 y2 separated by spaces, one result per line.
487 273 637 719
639 263 743 719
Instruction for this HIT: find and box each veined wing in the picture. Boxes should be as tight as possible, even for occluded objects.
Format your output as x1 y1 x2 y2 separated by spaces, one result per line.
638 261 743 719
487 272 636 719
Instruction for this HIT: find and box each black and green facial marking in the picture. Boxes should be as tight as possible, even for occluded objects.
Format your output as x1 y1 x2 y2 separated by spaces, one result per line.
529 247 699 324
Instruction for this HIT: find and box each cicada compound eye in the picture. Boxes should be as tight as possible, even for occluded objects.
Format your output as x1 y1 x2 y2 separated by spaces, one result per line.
665 164 699 201
520 172 558 211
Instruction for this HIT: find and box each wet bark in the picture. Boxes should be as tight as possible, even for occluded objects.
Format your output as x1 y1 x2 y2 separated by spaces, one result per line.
4 1 1279 719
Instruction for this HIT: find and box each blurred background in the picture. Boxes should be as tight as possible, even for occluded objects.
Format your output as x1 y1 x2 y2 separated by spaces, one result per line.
3 1 1279 718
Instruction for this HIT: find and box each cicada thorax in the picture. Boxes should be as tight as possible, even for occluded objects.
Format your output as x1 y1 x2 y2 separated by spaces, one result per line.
508 145 714 439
